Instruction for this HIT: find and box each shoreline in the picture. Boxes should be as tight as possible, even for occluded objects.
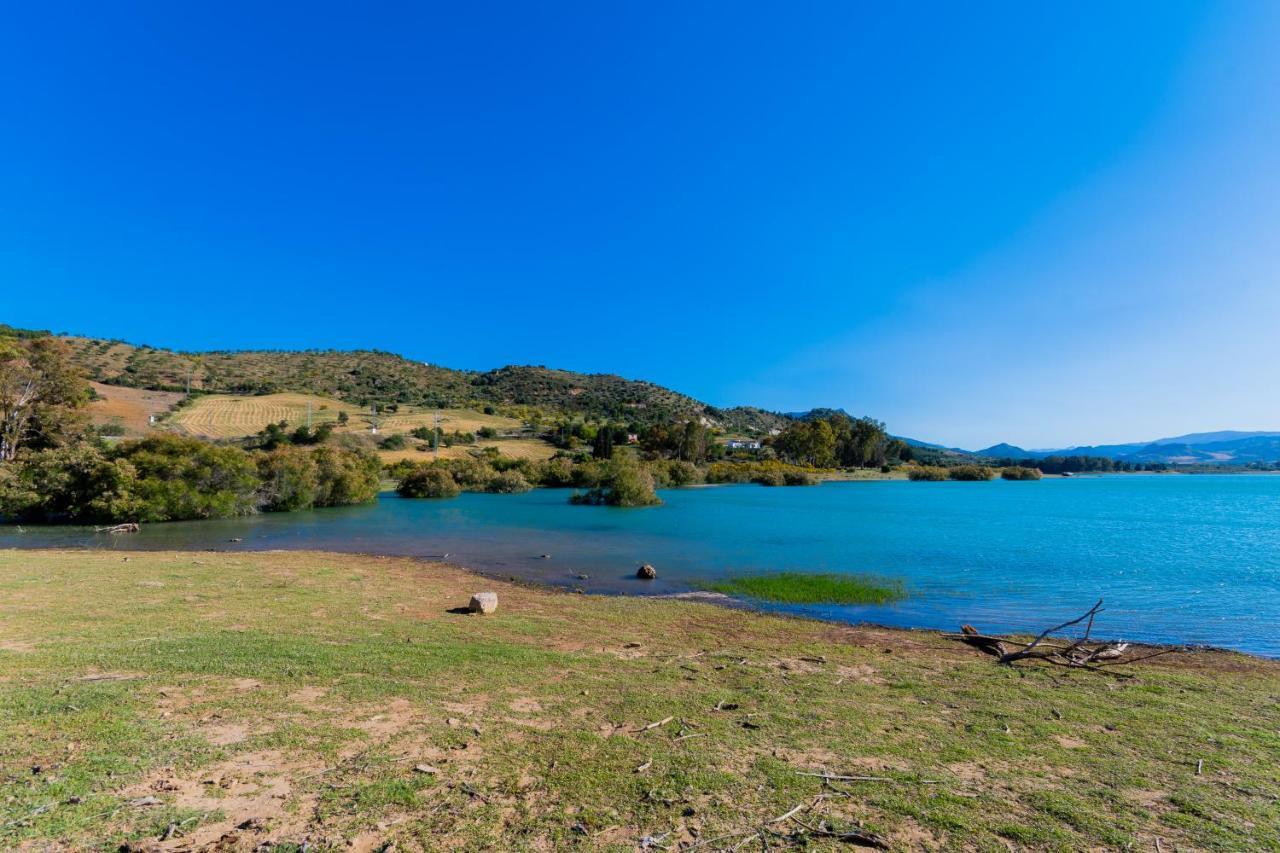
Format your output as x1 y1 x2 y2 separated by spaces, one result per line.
2 548 1277 849
4 544 1270 665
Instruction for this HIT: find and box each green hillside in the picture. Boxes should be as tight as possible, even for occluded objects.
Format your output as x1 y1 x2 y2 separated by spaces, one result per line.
52 334 791 433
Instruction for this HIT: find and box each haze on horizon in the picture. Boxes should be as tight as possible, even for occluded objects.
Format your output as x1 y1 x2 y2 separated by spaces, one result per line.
4 2 1280 449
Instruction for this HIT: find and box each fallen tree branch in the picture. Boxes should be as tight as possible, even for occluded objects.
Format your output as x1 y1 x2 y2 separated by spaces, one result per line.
953 599 1184 672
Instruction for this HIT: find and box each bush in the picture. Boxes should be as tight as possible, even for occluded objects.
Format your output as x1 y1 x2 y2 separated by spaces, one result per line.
533 457 577 487
1001 466 1043 481
311 446 382 506
116 434 260 521
449 457 496 490
257 447 319 512
783 470 817 486
753 468 786 486
949 465 995 481
485 470 532 494
397 465 461 499
570 454 660 507
907 465 949 481
663 460 703 486
0 443 139 523
378 433 408 450
477 426 499 439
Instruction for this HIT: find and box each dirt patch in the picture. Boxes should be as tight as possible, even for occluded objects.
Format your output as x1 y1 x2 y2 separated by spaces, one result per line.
202 722 250 746
1054 735 1087 749
836 663 883 684
509 697 542 714
124 749 324 849
0 640 35 653
288 686 328 704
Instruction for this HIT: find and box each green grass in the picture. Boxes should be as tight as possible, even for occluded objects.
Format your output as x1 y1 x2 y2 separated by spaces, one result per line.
707 572 906 604
0 549 1277 850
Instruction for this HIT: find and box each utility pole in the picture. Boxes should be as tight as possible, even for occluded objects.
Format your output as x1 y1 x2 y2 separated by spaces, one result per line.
306 400 312 430
370 403 378 435
434 410 440 461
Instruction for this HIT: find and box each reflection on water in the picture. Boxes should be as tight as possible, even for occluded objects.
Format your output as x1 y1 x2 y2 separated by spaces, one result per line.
4 476 1280 655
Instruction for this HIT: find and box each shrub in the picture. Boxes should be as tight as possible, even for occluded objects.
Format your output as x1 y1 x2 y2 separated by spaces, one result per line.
311 446 382 506
397 465 461 499
907 465 948 481
485 470 532 494
1001 466 1043 481
570 454 661 507
533 456 577 487
783 470 817 486
257 447 319 512
116 434 260 521
477 426 499 439
664 460 703 486
378 433 408 450
949 465 995 481
753 468 786 486
0 443 139 523
449 457 496 490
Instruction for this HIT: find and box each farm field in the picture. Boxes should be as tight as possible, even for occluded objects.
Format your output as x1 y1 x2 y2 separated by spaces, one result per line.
87 382 185 436
378 437 559 464
1 550 1276 850
166 393 525 441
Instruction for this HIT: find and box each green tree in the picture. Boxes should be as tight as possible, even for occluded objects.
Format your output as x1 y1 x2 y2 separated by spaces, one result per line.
397 465 461 499
0 336 90 461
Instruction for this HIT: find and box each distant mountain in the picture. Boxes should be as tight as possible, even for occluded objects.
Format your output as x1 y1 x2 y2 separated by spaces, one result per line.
977 432 1280 465
1150 430 1280 446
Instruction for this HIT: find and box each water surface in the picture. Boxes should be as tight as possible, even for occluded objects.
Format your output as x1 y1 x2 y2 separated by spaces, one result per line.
4 475 1279 655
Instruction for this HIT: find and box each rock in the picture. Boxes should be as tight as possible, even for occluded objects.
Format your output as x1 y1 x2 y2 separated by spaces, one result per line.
637 564 657 580
539 554 551 559
468 592 498 614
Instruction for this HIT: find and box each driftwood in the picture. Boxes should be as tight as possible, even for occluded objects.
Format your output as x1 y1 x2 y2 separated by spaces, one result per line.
952 599 1182 670
95 522 139 534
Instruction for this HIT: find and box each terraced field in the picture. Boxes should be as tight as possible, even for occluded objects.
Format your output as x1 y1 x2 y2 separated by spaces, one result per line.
166 393 366 439
167 393 528 441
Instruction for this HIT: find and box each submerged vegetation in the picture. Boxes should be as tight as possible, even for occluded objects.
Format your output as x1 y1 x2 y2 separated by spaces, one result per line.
708 572 906 605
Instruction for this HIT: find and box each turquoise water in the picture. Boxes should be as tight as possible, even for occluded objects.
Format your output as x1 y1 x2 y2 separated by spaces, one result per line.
4 475 1279 655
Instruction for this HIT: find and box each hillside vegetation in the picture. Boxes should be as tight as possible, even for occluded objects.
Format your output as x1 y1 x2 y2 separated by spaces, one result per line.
59 336 789 433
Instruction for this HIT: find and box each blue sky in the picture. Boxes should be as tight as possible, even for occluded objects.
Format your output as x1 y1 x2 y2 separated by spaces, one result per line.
4 2 1279 449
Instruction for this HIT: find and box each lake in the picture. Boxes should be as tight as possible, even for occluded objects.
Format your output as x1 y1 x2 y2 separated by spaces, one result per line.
4 474 1279 656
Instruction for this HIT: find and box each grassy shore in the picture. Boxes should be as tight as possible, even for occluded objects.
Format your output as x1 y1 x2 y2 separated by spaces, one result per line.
1 551 1277 850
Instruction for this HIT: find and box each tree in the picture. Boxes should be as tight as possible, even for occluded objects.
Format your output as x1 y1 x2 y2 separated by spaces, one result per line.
0 336 89 461
397 465 460 499
592 425 615 459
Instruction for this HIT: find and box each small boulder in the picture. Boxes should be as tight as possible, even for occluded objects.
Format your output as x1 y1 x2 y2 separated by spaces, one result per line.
468 592 498 614
637 564 657 580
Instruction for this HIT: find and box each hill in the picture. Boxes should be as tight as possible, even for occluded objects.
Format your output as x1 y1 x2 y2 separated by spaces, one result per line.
54 334 792 434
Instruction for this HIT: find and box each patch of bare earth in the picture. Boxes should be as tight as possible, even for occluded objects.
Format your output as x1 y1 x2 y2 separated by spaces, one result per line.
123 749 324 850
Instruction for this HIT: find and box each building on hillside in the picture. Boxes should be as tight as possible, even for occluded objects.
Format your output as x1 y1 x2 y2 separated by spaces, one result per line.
725 438 762 450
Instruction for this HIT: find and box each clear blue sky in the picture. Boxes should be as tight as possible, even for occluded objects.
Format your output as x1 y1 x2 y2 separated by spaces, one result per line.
4 2 1279 449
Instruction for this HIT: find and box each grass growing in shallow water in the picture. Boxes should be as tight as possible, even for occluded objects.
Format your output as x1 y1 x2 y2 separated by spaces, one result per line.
708 572 905 605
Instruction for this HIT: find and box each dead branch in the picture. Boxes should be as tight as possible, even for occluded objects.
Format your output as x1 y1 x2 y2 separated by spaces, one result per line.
953 599 1185 673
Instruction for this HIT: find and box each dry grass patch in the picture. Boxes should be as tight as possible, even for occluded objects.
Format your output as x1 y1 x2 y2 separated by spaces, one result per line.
87 382 185 436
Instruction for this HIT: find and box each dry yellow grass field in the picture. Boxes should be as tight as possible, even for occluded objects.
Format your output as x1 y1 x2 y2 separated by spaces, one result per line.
167 393 524 441
166 393 364 439
378 438 558 464
87 382 185 436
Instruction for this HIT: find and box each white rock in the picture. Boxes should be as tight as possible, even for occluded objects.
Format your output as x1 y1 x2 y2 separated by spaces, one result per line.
469 592 498 614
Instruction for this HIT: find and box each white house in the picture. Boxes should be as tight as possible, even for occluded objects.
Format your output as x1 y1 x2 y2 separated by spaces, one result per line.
725 438 762 450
